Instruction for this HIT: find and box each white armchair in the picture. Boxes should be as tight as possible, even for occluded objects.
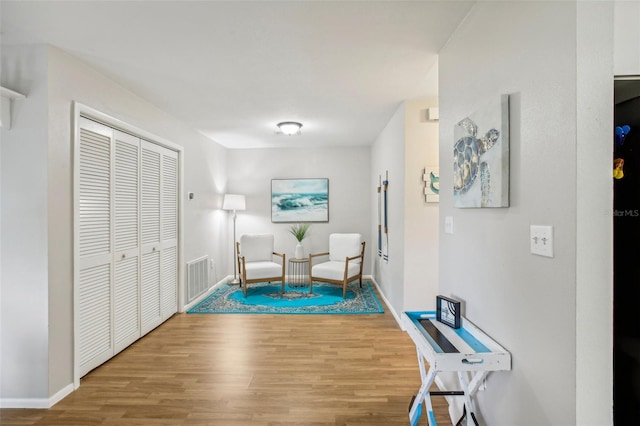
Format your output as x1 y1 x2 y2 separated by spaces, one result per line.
236 234 286 297
309 233 365 298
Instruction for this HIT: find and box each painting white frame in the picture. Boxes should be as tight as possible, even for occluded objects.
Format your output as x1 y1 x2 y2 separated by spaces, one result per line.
271 178 329 223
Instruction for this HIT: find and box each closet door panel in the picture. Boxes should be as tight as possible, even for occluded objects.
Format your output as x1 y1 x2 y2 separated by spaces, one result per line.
161 149 178 318
140 140 163 333
77 117 114 376
161 245 177 319
115 132 140 252
114 131 141 352
141 142 161 249
78 263 112 376
161 152 178 244
141 248 161 333
78 119 112 266
114 256 139 351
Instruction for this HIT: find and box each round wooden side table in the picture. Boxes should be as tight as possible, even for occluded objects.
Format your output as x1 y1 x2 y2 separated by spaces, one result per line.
288 258 309 287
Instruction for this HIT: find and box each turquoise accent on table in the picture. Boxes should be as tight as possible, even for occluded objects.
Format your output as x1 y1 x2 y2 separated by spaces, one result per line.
406 311 491 353
427 409 437 425
453 325 491 353
188 281 384 315
410 401 423 426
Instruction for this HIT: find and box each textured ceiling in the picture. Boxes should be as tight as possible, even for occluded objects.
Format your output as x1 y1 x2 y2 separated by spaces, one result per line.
1 1 474 149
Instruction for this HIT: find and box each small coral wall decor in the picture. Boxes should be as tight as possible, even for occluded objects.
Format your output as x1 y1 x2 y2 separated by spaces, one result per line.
423 167 439 203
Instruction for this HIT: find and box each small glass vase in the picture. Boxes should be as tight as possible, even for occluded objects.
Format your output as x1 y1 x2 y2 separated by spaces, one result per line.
295 242 304 259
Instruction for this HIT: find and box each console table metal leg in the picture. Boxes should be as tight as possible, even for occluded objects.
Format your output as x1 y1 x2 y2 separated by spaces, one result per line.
457 371 479 426
409 349 437 426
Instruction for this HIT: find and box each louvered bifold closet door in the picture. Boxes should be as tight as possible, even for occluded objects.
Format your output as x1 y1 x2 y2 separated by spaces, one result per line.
113 130 141 353
140 140 163 334
77 118 114 376
161 149 178 320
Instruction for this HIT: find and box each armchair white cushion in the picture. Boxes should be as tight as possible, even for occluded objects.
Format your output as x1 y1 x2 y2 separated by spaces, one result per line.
309 233 365 298
241 235 275 262
312 261 361 282
329 233 363 263
237 234 285 297
243 261 283 281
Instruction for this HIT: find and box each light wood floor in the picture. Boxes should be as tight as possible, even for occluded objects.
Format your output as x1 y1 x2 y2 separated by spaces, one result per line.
1 292 450 425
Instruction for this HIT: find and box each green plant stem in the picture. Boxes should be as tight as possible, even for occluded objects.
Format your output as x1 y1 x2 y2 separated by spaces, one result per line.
289 222 311 242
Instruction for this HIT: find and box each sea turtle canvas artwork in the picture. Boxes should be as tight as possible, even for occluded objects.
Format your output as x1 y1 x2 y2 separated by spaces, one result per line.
453 95 510 208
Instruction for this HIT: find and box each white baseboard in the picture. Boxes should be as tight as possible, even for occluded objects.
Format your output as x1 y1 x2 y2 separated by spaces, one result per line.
183 276 230 311
49 383 74 407
0 383 74 408
0 397 49 409
366 275 404 330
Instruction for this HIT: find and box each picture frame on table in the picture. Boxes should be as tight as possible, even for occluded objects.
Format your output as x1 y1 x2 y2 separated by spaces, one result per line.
436 295 461 329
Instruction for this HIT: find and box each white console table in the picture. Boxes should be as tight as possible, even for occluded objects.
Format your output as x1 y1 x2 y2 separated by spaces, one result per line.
402 311 511 426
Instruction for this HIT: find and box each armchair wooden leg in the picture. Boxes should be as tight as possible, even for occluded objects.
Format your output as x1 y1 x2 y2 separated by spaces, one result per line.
343 282 347 298
243 283 247 298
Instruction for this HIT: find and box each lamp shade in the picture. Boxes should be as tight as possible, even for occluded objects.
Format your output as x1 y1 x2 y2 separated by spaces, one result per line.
277 121 302 136
222 194 246 211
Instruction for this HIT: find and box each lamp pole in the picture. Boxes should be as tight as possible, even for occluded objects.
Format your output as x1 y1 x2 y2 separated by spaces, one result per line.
230 208 240 285
223 193 245 285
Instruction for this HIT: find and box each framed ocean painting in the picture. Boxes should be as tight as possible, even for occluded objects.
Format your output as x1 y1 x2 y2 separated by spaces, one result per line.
271 178 329 223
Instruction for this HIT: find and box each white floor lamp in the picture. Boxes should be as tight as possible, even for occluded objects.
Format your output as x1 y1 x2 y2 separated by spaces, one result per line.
222 194 246 285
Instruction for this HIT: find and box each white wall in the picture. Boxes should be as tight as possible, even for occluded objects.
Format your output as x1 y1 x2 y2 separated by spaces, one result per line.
370 97 440 317
576 2 615 424
0 45 50 403
1 44 229 403
439 2 613 424
403 98 439 311
371 104 405 314
226 147 371 268
614 0 640 76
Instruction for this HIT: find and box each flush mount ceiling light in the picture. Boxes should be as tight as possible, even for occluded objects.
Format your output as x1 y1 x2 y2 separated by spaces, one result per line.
277 121 303 136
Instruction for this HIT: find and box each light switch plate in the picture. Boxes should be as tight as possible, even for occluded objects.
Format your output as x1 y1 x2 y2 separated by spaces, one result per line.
530 225 553 257
445 216 454 234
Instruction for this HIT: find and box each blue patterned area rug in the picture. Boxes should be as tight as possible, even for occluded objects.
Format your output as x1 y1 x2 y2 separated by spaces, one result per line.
187 281 384 314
